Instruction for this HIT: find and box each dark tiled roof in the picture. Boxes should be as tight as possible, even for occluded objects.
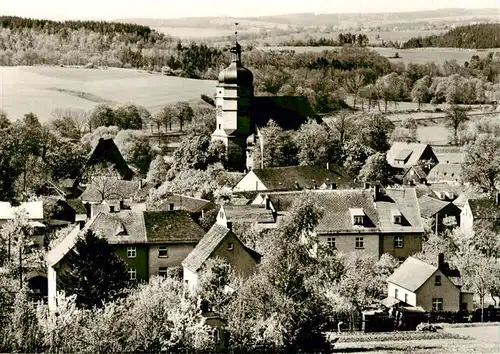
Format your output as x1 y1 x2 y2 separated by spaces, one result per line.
85 138 134 180
251 165 351 191
418 195 450 218
143 211 206 244
251 96 319 130
388 257 438 292
66 199 87 214
182 223 230 272
154 194 216 213
80 178 153 203
427 163 462 183
223 205 275 223
468 199 500 219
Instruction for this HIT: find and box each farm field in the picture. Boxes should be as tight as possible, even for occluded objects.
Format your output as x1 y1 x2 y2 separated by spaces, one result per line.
258 46 500 65
0 66 216 122
332 325 499 353
156 26 252 39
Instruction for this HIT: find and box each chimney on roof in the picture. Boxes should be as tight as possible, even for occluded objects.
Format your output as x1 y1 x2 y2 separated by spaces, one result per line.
373 181 382 201
438 253 445 270
227 221 233 231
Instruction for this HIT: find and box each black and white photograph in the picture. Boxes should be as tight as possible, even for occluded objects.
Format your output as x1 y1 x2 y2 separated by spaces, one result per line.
0 0 500 352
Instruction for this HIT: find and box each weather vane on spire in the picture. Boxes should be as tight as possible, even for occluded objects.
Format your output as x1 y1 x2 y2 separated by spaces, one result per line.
235 22 239 43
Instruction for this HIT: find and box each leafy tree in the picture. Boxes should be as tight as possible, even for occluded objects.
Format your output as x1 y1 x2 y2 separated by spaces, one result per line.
356 114 392 153
146 155 170 185
293 120 340 166
174 101 194 131
358 152 392 185
58 229 129 309
342 140 374 178
80 125 120 149
260 122 298 168
156 105 177 131
329 111 355 146
90 104 117 130
391 117 418 143
0 110 10 129
446 105 469 145
171 135 226 173
338 69 369 109
50 108 91 139
462 134 500 194
114 130 153 177
114 104 143 130
411 75 431 111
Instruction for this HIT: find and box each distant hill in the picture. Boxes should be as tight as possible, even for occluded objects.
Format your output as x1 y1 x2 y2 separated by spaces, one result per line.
402 24 500 49
118 8 500 29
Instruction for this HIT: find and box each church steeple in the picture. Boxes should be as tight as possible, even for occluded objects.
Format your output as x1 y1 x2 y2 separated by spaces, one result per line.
230 23 242 62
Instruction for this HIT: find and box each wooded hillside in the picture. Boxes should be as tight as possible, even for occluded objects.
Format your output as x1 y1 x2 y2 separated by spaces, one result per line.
402 24 500 49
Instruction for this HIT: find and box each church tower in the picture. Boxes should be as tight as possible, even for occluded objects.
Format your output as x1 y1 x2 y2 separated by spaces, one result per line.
211 27 255 171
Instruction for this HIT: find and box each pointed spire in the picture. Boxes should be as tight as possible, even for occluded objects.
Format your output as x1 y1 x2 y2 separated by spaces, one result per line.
230 22 241 62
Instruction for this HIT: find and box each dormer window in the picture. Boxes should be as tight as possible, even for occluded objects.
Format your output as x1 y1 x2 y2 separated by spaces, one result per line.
392 210 402 224
349 208 365 226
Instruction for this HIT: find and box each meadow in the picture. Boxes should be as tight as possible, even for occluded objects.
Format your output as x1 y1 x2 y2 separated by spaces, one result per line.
0 66 216 122
258 46 500 66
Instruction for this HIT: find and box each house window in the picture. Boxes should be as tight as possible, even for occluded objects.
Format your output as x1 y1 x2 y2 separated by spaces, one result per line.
128 268 137 280
354 216 364 225
404 293 408 303
410 169 414 176
394 236 403 248
327 237 336 248
355 237 364 249
127 246 136 258
227 242 234 251
218 124 221 130
109 205 115 213
395 288 399 299
159 267 168 277
435 275 441 286
432 298 443 311
158 246 168 258
219 210 224 219
394 215 402 224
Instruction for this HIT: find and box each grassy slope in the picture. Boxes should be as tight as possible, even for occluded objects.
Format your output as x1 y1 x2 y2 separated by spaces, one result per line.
0 66 216 122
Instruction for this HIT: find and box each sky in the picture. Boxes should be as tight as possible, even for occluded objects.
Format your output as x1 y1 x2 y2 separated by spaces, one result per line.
3 0 499 20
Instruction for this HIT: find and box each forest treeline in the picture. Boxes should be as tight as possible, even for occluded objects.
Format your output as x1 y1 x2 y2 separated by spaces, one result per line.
402 24 500 49
1 17 500 113
279 32 370 47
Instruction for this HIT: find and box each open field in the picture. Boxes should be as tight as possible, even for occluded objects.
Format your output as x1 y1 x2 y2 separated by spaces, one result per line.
332 325 499 353
155 26 257 39
258 46 500 65
0 66 216 122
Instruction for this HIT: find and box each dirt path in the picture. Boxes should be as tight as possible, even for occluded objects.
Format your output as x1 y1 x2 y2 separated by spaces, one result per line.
444 325 499 344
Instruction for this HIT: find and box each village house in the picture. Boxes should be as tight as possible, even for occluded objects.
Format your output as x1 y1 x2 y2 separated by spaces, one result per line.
387 254 473 312
47 210 206 310
0 201 44 227
254 186 424 260
427 163 462 184
42 196 87 227
216 203 277 231
418 195 462 233
402 165 428 186
460 194 500 233
232 165 352 192
182 222 261 293
415 183 462 202
152 193 216 218
387 142 438 171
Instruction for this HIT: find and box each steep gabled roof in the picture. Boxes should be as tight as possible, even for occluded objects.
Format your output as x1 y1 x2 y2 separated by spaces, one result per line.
85 138 134 180
66 199 87 214
388 257 439 292
143 211 206 244
182 223 231 273
387 142 434 168
47 224 83 267
403 165 427 179
182 223 261 273
418 195 452 218
249 165 352 191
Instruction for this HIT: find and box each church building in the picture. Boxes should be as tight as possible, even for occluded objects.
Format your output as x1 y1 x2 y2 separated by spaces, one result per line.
211 39 320 172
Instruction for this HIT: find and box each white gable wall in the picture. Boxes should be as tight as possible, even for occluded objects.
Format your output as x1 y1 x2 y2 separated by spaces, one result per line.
232 171 268 192
388 282 417 306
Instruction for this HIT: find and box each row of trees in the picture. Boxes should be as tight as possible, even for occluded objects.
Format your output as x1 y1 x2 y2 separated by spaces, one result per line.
279 32 370 47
